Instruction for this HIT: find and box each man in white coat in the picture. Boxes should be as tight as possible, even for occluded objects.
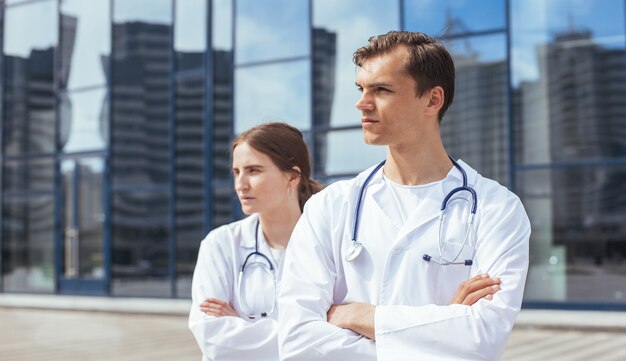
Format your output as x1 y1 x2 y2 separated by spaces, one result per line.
277 31 531 361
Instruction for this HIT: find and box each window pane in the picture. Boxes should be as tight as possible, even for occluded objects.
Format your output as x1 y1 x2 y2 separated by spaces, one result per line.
211 50 235 228
235 60 311 133
212 0 232 51
235 0 309 64
313 0 399 127
175 75 205 295
3 1 57 155
61 157 105 279
60 88 108 153
112 0 172 186
324 129 386 175
111 190 170 297
114 0 171 24
519 166 626 304
441 34 509 185
2 195 55 293
3 157 54 193
175 0 206 72
404 0 505 36
60 0 110 90
512 0 626 164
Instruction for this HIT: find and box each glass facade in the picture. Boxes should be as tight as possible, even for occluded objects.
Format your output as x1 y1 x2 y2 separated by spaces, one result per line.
0 0 625 310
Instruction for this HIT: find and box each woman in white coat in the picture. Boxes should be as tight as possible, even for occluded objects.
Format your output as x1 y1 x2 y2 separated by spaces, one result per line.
188 122 322 361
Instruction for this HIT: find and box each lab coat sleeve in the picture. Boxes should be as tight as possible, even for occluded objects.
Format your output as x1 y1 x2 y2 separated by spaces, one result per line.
189 233 278 361
278 194 377 361
375 192 530 361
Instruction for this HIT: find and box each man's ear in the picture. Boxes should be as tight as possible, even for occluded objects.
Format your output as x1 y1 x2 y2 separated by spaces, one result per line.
425 86 444 116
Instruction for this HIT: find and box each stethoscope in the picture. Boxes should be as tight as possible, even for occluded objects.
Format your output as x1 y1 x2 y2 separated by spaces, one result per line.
344 157 477 266
237 220 276 319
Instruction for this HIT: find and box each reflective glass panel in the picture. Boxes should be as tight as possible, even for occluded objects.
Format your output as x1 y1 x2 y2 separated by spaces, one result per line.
235 0 309 64
519 166 626 304
61 157 105 279
175 0 206 72
114 0 172 24
511 0 626 164
324 129 386 175
3 157 54 193
404 0 505 36
313 0 399 127
60 88 108 153
3 0 57 155
212 49 234 227
111 190 170 297
212 0 232 51
60 0 110 90
175 75 205 296
112 0 172 186
441 34 509 185
2 195 55 293
235 60 311 133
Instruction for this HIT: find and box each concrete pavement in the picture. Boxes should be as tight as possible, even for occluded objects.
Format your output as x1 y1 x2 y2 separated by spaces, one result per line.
2 295 626 360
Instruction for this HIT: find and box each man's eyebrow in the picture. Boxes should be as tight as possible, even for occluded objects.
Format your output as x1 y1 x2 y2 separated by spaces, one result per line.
355 81 394 88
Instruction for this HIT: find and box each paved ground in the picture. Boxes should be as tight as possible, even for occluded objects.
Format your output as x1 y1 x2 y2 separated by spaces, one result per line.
3 307 626 361
1 308 200 361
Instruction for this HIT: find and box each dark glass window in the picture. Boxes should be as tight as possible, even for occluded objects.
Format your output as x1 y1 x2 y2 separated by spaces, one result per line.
518 166 626 304
2 195 55 292
111 0 172 187
111 190 170 297
235 0 309 64
3 157 54 193
441 34 509 185
3 1 57 156
404 0 505 36
174 74 205 296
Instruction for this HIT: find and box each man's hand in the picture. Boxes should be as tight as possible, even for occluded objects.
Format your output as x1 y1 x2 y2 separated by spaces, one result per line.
327 303 376 340
200 298 238 317
450 274 501 305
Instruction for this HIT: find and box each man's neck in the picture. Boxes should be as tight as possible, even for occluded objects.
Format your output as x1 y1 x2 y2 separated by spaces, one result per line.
383 135 452 186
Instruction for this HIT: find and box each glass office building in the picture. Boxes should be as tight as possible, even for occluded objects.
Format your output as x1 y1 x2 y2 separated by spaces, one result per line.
1 0 625 309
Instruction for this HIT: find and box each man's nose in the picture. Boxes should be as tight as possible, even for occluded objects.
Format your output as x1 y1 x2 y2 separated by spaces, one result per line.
356 93 374 111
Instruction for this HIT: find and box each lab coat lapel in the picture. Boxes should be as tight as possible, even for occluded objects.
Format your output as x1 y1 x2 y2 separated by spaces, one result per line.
370 174 404 230
395 182 444 242
395 162 468 243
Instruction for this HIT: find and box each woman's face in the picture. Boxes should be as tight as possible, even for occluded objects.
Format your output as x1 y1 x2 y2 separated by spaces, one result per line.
232 142 296 217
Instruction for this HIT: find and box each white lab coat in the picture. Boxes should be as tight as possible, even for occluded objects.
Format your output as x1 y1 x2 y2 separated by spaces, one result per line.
189 214 281 361
278 160 530 361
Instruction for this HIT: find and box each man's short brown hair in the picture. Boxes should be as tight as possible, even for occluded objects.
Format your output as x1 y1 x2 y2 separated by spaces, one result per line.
353 31 455 121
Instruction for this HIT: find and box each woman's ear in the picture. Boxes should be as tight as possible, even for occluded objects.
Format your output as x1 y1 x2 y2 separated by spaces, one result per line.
289 166 302 186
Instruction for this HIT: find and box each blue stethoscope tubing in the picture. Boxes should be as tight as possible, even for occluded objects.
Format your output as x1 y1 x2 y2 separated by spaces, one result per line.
237 220 276 319
345 157 477 266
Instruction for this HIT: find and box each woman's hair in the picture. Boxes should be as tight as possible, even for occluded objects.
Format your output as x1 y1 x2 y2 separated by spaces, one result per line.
232 122 323 210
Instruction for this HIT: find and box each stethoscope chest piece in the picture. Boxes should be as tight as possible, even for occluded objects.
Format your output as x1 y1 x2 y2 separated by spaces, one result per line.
344 240 364 262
